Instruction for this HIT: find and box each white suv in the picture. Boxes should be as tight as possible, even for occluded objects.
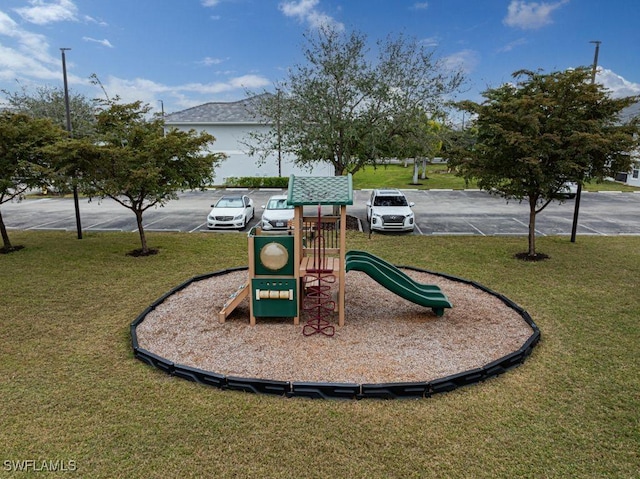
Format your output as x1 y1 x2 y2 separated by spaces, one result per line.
260 194 295 230
366 189 415 232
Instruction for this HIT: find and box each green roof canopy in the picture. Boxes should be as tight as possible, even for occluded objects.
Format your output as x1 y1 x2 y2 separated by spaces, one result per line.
287 175 353 206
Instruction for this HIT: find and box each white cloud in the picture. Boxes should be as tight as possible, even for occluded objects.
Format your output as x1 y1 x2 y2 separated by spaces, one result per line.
14 0 79 25
503 0 569 30
82 37 114 48
198 56 226 66
419 36 439 48
201 0 221 6
597 68 640 98
497 38 528 53
443 49 479 74
0 10 57 67
412 2 429 10
94 74 271 112
279 0 344 31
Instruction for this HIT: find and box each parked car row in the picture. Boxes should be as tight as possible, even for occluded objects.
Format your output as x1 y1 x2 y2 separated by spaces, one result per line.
207 190 418 233
206 185 577 232
207 194 295 231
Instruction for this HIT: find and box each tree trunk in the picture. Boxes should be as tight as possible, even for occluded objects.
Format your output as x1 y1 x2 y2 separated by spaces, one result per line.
0 209 12 250
135 209 148 253
528 200 537 257
421 158 427 180
412 159 419 184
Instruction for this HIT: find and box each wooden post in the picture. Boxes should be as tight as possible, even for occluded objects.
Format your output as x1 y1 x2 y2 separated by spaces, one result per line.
248 232 256 326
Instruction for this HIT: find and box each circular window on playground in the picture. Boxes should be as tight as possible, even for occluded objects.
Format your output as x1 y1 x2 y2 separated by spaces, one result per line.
260 242 289 271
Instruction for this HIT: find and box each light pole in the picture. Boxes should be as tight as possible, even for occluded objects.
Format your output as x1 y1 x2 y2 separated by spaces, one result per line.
61 47 82 240
570 40 601 243
60 48 82 239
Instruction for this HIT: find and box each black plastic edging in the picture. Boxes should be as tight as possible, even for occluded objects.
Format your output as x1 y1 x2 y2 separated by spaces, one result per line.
225 376 290 396
130 266 541 400
288 382 360 400
359 381 430 399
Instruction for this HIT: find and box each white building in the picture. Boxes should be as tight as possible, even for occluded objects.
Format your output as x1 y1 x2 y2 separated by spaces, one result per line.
163 95 333 184
616 102 640 187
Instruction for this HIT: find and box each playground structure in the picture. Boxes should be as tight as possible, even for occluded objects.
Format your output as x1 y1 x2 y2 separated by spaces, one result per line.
218 175 452 333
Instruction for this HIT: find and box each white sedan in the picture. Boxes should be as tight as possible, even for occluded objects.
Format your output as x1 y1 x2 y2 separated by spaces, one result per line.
207 195 254 230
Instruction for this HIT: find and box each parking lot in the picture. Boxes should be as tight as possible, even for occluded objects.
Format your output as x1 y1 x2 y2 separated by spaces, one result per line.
4 188 640 236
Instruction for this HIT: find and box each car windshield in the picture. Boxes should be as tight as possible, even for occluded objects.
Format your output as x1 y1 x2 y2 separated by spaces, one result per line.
267 198 293 210
215 197 243 208
373 195 408 207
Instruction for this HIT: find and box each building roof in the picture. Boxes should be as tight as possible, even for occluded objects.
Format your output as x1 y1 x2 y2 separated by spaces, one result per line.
164 94 271 125
287 175 353 206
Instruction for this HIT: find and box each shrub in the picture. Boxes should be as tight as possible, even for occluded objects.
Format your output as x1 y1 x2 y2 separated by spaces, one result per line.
223 176 290 188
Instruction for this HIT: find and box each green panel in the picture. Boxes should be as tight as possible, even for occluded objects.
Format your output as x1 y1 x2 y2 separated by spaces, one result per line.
253 236 295 275
251 278 298 317
287 174 353 206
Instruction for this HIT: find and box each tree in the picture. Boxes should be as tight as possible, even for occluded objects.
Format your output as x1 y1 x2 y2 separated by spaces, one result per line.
0 112 66 252
56 100 224 255
250 26 463 176
387 108 443 184
3 85 99 239
451 68 639 259
2 85 97 140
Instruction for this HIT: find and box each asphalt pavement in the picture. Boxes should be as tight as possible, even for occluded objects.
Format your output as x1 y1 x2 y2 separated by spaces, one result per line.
4 188 640 236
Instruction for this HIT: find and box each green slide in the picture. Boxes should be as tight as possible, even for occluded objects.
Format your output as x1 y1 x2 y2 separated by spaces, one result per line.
345 250 452 317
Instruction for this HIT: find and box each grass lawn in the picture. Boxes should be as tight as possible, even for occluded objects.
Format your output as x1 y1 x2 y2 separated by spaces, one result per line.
351 162 640 192
1 230 639 478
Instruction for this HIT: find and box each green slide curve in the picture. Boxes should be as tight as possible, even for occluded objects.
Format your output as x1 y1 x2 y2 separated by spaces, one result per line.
345 250 452 317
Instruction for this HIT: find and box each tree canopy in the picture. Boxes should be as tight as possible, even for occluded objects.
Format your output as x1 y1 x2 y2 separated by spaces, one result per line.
450 68 639 258
0 111 66 251
2 85 97 139
250 26 464 176
47 100 225 255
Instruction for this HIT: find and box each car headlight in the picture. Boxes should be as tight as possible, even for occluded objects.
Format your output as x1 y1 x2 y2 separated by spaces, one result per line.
233 214 243 220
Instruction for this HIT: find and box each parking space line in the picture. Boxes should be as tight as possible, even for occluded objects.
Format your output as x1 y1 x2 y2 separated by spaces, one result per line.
414 223 423 235
465 221 486 236
578 224 607 235
189 222 207 233
86 218 125 229
431 232 476 235
27 216 75 229
136 217 166 232
512 218 546 236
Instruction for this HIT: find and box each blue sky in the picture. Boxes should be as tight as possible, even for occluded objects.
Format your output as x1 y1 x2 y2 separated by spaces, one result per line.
1 0 639 116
